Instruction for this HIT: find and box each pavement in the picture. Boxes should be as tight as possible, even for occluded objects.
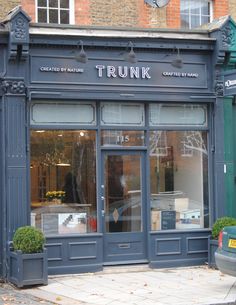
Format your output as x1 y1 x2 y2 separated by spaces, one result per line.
1 265 236 305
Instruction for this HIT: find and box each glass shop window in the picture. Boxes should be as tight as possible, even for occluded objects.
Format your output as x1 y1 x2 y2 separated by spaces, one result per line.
149 130 209 231
36 0 74 24
100 102 145 126
30 130 97 235
30 102 96 126
149 104 207 127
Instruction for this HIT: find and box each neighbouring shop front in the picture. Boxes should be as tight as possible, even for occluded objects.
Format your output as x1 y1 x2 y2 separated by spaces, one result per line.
0 7 231 278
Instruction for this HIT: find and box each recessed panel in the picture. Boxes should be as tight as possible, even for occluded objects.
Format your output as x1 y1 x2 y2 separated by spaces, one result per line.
187 236 208 254
155 238 181 255
46 243 63 261
69 241 97 260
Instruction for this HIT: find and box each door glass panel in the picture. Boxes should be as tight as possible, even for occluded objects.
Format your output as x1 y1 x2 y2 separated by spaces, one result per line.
104 154 142 233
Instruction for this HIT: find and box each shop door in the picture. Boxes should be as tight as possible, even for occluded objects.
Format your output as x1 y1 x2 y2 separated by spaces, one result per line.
102 151 147 264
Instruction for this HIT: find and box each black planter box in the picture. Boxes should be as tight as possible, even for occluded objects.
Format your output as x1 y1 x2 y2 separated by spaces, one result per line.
9 248 48 288
208 237 218 268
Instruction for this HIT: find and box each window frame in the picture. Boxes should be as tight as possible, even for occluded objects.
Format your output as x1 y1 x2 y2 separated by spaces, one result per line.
180 0 213 29
35 0 75 25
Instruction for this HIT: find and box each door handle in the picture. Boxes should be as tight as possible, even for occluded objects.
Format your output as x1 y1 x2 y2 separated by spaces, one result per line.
101 196 105 200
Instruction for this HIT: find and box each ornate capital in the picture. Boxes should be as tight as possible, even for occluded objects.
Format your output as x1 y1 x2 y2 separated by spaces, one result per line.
221 26 235 48
1 80 26 95
14 17 27 41
215 81 224 97
3 7 31 60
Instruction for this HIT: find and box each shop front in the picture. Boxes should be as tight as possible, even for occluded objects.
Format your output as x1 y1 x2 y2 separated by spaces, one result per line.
0 7 229 277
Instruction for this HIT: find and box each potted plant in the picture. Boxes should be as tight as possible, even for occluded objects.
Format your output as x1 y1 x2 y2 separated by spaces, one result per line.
8 226 48 288
208 217 236 268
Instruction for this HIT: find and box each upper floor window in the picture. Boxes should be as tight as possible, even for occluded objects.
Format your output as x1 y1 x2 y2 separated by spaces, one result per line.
36 0 74 24
180 0 212 29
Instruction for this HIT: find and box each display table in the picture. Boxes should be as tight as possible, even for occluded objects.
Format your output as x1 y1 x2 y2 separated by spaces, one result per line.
31 203 92 235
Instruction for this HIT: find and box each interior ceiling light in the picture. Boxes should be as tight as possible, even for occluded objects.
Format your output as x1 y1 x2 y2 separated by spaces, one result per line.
124 41 137 64
75 40 87 63
171 48 183 69
56 162 71 167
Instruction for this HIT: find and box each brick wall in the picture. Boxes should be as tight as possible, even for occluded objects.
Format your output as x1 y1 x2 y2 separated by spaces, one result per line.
213 0 229 19
0 0 20 20
0 0 232 29
21 0 35 22
166 0 180 28
89 0 140 27
75 0 90 25
229 0 236 21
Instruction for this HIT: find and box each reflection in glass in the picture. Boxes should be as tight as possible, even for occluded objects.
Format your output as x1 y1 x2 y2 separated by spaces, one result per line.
104 154 142 233
149 131 209 230
180 0 211 29
30 130 97 235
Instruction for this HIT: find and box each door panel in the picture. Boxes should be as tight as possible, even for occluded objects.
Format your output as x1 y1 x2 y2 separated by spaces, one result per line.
102 151 146 263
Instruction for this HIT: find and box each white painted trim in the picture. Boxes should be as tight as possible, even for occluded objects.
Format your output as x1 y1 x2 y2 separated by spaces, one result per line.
70 0 75 25
209 0 213 22
35 0 38 22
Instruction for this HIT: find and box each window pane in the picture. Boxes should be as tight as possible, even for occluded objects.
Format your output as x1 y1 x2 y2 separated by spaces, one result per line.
181 15 190 29
38 0 47 7
101 130 145 147
190 3 200 15
49 9 58 23
60 10 69 24
149 131 209 230
49 0 58 7
31 130 97 235
60 0 69 8
101 103 145 126
201 2 209 15
38 8 47 23
149 104 207 127
201 15 210 25
30 102 96 125
105 154 142 232
191 14 201 28
180 0 188 10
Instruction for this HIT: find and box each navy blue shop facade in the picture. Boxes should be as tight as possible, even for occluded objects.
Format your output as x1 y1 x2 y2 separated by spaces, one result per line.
0 7 228 279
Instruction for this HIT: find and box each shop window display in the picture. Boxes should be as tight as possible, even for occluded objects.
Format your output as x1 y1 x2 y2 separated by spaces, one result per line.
149 130 209 230
30 130 97 235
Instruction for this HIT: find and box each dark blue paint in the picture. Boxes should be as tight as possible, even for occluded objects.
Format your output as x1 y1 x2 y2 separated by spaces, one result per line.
0 6 231 279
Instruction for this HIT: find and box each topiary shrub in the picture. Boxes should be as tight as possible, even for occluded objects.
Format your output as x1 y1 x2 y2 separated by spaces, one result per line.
212 217 236 240
13 226 45 254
